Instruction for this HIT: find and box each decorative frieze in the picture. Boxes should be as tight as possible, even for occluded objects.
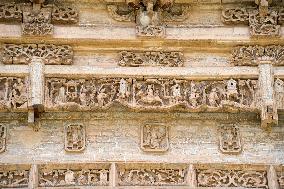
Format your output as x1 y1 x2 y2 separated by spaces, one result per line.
0 124 6 153
107 1 190 37
118 51 184 67
222 7 283 37
118 164 187 186
141 123 169 152
232 45 284 66
0 77 28 110
2 44 73 65
219 125 242 154
65 124 86 152
45 77 259 112
197 169 268 188
0 169 29 188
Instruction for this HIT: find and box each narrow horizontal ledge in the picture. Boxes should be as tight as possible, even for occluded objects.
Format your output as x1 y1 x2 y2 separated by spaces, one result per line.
0 65 29 76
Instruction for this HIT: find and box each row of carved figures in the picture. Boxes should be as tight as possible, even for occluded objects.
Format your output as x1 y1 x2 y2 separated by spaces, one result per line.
0 163 283 188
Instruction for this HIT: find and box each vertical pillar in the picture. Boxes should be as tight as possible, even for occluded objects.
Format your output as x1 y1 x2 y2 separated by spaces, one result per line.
267 165 280 189
28 57 45 131
29 164 39 189
187 164 197 187
258 60 278 128
109 163 117 187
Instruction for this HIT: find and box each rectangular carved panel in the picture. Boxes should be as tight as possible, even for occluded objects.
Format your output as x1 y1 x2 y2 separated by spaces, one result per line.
2 44 73 65
51 6 79 24
219 125 242 154
0 124 6 153
118 164 187 186
0 165 30 188
39 164 110 187
45 78 259 112
65 124 85 152
274 78 284 109
0 77 28 110
141 123 169 152
0 3 22 22
197 169 268 188
118 51 184 67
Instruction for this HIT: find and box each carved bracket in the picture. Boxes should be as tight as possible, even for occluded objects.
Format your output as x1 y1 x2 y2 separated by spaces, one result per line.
107 1 190 37
0 3 78 36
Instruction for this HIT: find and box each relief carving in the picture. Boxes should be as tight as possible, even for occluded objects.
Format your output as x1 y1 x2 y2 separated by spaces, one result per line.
279 175 284 188
0 3 22 22
0 77 28 110
2 44 73 65
118 167 186 186
65 124 85 152
45 78 259 112
219 125 242 154
0 124 6 153
274 79 284 109
141 123 169 152
118 51 183 67
0 170 29 188
197 169 268 188
52 6 79 24
39 168 109 186
232 45 284 66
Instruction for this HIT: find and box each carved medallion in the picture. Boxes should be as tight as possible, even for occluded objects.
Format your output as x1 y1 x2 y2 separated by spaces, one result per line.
0 124 6 153
65 124 86 152
197 169 268 188
0 169 29 188
141 123 169 152
219 125 242 154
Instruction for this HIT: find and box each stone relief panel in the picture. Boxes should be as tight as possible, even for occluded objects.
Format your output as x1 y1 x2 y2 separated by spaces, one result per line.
197 169 268 188
0 169 29 188
45 77 259 112
219 125 242 154
0 77 28 110
232 45 284 66
141 123 169 152
118 51 184 67
0 3 22 22
2 44 73 65
0 124 6 153
39 167 110 187
51 6 79 24
118 164 187 186
65 124 86 152
274 78 284 109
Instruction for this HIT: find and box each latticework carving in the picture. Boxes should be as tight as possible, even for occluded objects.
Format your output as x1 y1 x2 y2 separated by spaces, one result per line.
65 124 85 152
2 44 73 65
0 3 22 22
39 168 109 187
141 123 169 152
0 77 28 110
118 51 183 67
219 125 242 154
0 170 29 188
52 6 78 24
197 169 268 188
45 78 259 112
232 45 284 66
0 124 6 153
222 8 249 24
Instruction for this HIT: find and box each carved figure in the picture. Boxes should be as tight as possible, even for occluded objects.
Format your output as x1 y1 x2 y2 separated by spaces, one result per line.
219 125 242 154
65 124 85 152
0 124 6 153
0 170 29 188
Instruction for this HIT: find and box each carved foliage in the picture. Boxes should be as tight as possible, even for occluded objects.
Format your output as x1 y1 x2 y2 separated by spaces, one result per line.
141 123 169 152
0 3 22 22
65 124 85 152
118 167 186 186
136 25 165 37
45 78 259 111
107 5 135 22
118 51 184 67
2 44 73 65
219 125 242 154
197 169 268 188
0 170 29 188
232 45 284 66
0 124 6 153
222 8 249 24
39 169 109 187
0 77 28 110
52 6 78 24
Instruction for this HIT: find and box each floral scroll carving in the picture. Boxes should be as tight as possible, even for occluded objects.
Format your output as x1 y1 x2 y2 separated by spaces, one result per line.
141 123 169 152
0 124 6 153
65 124 86 152
118 51 184 67
118 166 187 186
39 168 109 187
0 170 29 188
232 45 284 66
0 77 28 110
197 169 268 188
0 3 22 22
219 125 242 154
2 44 73 65
45 77 259 112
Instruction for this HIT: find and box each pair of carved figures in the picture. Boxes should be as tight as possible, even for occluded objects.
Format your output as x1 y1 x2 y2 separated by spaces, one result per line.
0 170 29 188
